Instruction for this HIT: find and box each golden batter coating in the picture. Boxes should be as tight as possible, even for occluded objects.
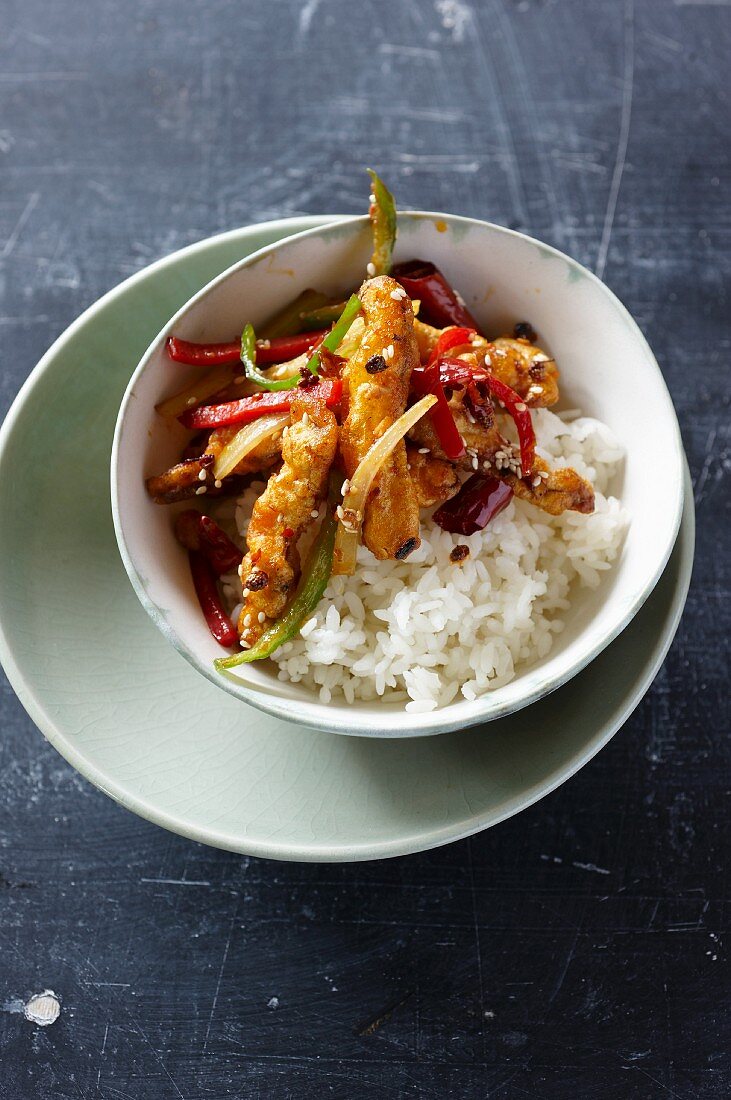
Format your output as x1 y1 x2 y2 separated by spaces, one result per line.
146 455 219 504
407 446 461 508
340 276 421 559
237 395 338 646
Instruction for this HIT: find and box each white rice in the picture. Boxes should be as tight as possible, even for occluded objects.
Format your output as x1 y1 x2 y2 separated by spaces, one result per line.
221 409 628 713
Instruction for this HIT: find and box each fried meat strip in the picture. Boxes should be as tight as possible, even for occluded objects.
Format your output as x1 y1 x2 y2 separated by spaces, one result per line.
146 454 222 504
237 394 338 647
407 446 460 508
408 405 594 516
340 276 420 559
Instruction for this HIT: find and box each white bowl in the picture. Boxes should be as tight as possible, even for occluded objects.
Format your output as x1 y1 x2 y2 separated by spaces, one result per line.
112 212 684 737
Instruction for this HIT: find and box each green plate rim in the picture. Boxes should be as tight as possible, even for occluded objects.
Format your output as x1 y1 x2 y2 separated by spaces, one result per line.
0 217 695 861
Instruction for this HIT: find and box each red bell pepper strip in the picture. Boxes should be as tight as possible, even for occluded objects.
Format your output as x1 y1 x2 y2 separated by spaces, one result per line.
179 378 342 431
391 259 480 330
166 330 328 368
427 326 477 366
189 551 238 648
175 511 241 575
410 362 466 461
433 474 514 535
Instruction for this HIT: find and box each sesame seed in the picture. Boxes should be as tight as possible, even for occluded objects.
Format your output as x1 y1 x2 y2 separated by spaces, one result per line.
310 509 319 518
258 611 266 623
368 193 376 203
214 479 222 489
418 447 429 454
366 262 376 277
387 344 394 358
276 513 283 523
533 353 549 363
258 339 270 349
243 614 251 627
495 348 507 357
198 469 207 481
390 289 402 300
187 397 197 406
301 411 310 427
532 476 542 487
195 486 207 495
242 588 250 597
483 353 492 366
515 402 527 412
342 479 351 496
472 456 479 469
335 505 344 521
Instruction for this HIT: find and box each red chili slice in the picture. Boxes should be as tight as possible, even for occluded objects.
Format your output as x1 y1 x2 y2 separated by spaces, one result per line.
433 475 513 535
482 373 536 477
188 551 238 647
391 259 480 330
410 362 466 461
428 326 476 365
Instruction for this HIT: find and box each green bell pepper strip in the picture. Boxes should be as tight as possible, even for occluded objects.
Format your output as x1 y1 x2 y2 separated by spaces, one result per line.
367 169 397 276
240 323 301 391
214 500 337 670
302 294 362 376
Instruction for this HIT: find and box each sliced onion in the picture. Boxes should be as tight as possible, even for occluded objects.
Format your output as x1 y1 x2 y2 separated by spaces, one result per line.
333 394 437 576
213 412 289 481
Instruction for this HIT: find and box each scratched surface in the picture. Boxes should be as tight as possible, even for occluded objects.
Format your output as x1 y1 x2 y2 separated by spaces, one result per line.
0 1 729 1097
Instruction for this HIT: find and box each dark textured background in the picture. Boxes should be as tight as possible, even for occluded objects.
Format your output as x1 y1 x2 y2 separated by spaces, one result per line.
1 1 729 1097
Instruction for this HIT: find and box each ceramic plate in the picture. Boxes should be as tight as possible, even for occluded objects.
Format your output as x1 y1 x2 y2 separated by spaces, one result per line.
0 218 694 861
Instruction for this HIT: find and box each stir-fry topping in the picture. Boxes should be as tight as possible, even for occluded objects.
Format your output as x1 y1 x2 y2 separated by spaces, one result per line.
145 169 596 663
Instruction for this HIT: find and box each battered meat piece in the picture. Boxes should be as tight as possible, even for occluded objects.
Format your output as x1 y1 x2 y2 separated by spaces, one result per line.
409 406 594 516
407 446 460 508
413 322 559 407
488 338 559 407
340 276 420 559
237 394 338 647
146 455 222 504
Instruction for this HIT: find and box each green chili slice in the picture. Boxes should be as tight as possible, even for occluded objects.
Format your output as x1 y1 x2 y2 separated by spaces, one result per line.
214 501 337 670
367 169 397 276
240 323 300 391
